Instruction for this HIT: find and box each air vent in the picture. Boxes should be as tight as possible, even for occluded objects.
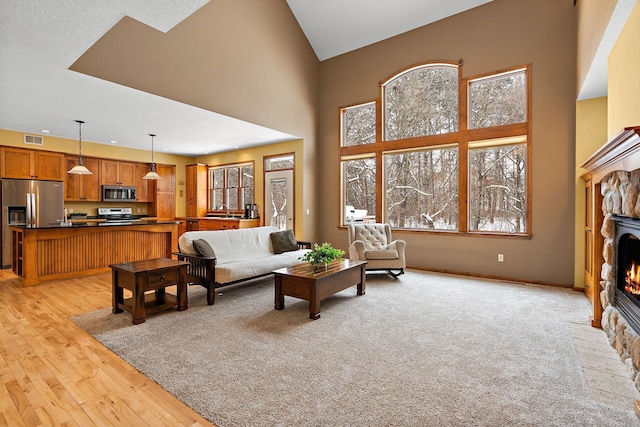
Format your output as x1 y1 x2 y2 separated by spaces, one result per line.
24 134 43 145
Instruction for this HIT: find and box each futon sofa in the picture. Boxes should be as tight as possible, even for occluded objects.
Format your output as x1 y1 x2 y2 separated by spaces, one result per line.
175 226 311 305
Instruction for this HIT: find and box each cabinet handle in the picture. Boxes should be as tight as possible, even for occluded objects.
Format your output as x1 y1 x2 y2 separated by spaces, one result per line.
160 275 166 282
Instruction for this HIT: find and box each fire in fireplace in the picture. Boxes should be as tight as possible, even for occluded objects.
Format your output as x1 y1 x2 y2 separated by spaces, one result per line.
615 216 640 334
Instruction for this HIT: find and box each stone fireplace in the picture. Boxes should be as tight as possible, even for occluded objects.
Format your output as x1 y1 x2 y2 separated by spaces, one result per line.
614 216 640 335
582 126 640 395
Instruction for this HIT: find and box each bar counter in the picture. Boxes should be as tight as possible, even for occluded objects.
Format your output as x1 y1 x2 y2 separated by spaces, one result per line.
11 221 180 286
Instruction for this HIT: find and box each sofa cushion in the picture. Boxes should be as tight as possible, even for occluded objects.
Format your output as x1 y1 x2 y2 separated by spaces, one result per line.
179 226 279 264
365 249 399 260
193 239 216 258
270 229 298 254
216 249 308 283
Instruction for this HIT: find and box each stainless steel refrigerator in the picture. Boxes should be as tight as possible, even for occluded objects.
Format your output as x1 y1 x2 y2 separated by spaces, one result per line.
1 179 64 268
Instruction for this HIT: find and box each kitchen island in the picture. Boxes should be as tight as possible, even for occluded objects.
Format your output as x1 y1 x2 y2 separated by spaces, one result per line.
12 221 180 286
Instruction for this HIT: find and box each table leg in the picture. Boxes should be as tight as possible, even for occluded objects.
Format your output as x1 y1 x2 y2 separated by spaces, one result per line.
177 266 188 311
309 283 320 320
274 274 284 310
132 275 146 325
112 270 123 314
357 264 366 296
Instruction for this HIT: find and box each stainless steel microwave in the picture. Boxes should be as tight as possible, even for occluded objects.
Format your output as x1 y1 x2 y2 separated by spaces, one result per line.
102 185 137 202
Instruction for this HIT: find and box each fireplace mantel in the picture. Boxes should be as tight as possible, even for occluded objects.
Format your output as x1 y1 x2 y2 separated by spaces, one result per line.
581 125 640 417
582 126 640 182
581 126 640 328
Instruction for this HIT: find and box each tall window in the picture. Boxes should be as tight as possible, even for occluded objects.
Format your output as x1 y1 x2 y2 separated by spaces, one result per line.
208 162 254 213
384 146 458 230
468 137 526 233
342 156 376 223
339 61 530 236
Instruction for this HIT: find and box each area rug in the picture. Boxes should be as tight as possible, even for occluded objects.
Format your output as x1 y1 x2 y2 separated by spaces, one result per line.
71 270 639 426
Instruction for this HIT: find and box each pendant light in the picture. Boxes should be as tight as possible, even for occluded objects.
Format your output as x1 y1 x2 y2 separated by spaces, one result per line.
143 133 161 180
67 120 92 175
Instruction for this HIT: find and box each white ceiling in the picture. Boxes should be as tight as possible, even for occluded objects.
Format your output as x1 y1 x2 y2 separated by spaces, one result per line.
0 0 621 157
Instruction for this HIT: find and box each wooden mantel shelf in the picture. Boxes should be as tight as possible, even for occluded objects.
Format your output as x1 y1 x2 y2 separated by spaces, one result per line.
581 126 640 181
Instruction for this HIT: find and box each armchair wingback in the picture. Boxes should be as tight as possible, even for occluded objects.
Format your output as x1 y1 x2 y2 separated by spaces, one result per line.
347 223 405 278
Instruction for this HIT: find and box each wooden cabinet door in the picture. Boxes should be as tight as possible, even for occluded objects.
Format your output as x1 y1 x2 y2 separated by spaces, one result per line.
65 156 102 201
152 192 175 220
155 164 176 192
118 162 135 186
1 147 33 179
65 156 82 200
101 160 135 186
186 201 198 218
101 160 119 185
186 164 207 216
33 151 64 181
135 163 152 202
149 164 176 219
81 157 102 201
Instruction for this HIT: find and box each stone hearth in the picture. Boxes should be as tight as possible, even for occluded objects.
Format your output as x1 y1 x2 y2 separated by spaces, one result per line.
600 171 640 390
581 126 640 398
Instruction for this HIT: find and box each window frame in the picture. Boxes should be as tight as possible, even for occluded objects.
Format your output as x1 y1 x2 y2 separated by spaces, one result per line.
207 161 255 214
338 61 532 238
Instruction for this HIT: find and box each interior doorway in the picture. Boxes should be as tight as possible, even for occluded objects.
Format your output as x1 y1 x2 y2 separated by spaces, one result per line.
264 154 295 231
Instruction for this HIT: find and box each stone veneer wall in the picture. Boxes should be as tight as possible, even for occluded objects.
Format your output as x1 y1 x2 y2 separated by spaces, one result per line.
600 170 640 391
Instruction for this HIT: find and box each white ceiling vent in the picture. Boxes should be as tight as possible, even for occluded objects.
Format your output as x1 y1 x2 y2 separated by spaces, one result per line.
24 134 43 145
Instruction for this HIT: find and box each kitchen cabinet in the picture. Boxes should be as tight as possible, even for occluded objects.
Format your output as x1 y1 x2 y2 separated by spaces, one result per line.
149 164 176 220
1 147 65 181
197 218 260 231
134 163 153 202
64 156 102 201
185 219 199 231
101 159 135 186
186 164 208 217
176 217 187 237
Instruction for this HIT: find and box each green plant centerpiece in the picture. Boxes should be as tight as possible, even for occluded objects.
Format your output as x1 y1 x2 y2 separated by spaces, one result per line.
299 242 345 271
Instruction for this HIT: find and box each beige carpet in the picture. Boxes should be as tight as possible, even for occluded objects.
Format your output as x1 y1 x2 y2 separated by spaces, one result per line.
71 270 639 426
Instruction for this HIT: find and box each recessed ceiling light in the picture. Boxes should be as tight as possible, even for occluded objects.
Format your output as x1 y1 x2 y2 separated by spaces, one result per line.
40 129 50 133
162 148 168 151
109 140 118 143
233 145 240 149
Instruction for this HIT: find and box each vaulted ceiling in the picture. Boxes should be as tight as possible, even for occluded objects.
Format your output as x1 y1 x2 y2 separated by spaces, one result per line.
0 0 623 156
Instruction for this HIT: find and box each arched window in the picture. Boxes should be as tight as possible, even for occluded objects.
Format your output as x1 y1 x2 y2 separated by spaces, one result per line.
340 61 530 236
383 64 458 140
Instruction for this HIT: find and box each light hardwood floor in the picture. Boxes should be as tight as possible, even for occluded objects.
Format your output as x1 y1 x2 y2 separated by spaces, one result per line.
0 269 215 426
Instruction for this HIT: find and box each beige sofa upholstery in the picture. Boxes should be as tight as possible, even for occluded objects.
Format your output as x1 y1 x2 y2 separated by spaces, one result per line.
347 223 405 278
176 226 310 304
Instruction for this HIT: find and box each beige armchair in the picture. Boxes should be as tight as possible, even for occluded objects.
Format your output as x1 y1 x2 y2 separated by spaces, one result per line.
347 223 406 278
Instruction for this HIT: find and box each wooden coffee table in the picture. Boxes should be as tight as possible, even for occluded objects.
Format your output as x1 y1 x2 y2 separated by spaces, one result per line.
110 258 189 325
273 260 367 319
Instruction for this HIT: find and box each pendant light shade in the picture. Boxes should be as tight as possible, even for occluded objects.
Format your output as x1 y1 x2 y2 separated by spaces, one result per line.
143 133 161 180
68 120 92 175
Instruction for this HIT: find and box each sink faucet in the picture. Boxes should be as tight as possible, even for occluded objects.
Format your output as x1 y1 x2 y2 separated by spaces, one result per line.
218 204 230 217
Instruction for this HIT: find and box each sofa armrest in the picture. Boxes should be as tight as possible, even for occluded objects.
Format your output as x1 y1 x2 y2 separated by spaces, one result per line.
349 240 367 261
173 252 218 305
387 240 406 265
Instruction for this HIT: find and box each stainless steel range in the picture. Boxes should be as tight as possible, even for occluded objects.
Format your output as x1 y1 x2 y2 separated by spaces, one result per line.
98 207 141 226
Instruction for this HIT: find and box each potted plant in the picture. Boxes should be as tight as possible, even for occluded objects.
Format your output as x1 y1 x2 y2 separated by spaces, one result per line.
299 242 345 271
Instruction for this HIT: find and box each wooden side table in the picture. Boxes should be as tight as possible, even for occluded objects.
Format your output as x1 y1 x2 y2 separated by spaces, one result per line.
110 258 189 324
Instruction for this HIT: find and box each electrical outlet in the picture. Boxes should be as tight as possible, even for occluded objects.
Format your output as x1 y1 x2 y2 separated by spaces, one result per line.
498 254 504 262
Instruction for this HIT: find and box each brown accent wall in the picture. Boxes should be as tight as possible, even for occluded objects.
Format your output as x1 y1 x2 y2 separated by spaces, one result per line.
69 0 320 240
318 0 578 285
